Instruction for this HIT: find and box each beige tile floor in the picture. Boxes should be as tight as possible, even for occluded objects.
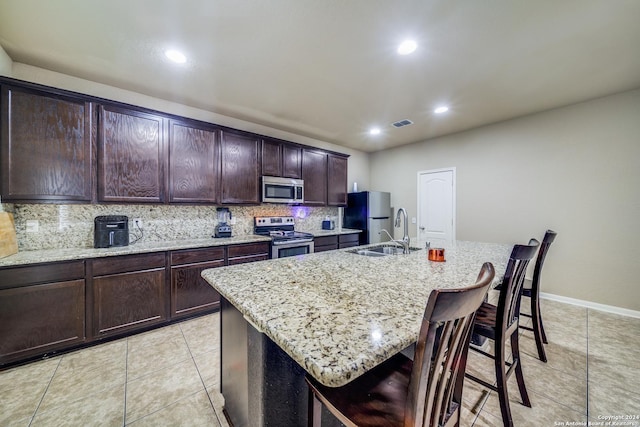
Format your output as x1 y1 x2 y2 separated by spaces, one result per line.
1 296 639 426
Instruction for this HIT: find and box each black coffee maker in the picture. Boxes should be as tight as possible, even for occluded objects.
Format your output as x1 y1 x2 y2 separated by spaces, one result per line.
94 215 129 248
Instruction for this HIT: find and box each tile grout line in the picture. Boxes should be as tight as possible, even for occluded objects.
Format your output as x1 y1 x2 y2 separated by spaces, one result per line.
27 357 62 427
123 338 129 427
585 308 590 422
179 320 225 426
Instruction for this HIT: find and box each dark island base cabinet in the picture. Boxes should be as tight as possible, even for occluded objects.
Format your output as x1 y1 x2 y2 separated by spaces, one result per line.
90 253 167 339
170 247 226 320
0 261 86 365
221 298 342 426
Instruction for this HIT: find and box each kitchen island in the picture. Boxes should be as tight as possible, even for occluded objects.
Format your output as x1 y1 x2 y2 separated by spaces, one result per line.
201 240 513 426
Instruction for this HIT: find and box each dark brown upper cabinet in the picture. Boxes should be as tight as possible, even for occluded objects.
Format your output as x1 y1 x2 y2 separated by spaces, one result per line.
168 120 219 203
261 139 302 179
0 85 93 202
220 131 260 204
97 104 167 203
302 149 327 205
0 78 349 207
282 143 302 179
261 139 282 177
327 154 348 206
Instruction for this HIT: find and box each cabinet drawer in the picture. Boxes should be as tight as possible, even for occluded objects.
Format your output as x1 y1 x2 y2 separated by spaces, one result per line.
338 241 359 249
314 244 338 253
228 254 269 266
339 233 360 244
314 236 338 247
0 261 85 289
170 247 225 266
92 253 166 276
228 242 270 258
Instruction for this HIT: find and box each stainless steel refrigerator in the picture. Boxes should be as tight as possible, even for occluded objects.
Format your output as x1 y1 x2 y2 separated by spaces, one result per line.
343 191 392 245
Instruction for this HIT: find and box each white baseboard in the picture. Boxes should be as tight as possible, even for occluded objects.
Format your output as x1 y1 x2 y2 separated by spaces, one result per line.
540 292 640 319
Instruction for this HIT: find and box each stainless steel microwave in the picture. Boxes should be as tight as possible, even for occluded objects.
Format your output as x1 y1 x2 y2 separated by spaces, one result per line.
262 176 304 204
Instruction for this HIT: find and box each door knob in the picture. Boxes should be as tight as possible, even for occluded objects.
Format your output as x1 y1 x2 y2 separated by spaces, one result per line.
419 226 425 230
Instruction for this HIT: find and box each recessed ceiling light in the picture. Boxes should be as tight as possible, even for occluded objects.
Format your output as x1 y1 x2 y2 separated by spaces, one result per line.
369 127 381 135
434 106 449 114
397 40 417 55
165 49 186 64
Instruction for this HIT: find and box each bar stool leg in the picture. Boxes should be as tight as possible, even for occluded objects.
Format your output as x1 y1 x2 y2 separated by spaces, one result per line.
511 331 531 408
530 293 548 362
495 335 514 427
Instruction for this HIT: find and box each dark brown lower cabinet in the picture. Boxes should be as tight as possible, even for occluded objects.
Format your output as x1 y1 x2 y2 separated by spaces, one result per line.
91 253 167 338
228 242 270 265
0 242 271 367
338 233 360 249
170 247 225 320
314 236 339 253
314 233 360 253
0 261 86 365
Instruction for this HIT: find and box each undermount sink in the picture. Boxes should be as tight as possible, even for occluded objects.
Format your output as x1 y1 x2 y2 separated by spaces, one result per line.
349 244 422 257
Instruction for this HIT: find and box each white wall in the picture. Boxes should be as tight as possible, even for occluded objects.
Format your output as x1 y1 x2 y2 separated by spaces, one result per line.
7 62 371 191
0 45 12 77
370 89 640 311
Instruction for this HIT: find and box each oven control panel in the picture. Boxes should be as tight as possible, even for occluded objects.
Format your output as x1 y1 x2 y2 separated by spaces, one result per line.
255 216 296 226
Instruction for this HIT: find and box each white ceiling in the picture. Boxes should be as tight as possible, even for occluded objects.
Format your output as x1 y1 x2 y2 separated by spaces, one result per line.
1 0 639 153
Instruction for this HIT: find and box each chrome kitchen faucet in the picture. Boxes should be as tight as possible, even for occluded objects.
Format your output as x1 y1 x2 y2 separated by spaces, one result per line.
395 208 410 254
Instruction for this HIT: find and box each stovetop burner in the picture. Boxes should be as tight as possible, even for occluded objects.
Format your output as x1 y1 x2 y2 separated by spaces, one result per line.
254 216 314 242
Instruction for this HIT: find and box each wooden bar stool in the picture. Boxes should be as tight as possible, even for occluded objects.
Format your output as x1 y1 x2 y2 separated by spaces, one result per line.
305 263 495 427
465 240 539 427
519 230 557 362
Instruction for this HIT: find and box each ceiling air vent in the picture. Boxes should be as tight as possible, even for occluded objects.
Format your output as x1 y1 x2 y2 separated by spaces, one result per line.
391 119 413 128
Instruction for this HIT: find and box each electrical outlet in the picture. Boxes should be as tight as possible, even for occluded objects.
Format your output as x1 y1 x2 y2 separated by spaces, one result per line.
133 218 143 229
26 220 39 233
411 217 417 224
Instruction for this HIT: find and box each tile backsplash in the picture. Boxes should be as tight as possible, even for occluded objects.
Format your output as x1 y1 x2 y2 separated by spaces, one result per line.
6 203 341 251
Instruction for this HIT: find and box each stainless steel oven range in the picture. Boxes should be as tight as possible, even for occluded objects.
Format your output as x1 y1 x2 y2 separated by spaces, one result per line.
254 216 314 259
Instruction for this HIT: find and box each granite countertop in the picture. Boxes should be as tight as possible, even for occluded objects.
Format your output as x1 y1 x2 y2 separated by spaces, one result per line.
201 240 513 387
309 228 361 237
0 228 362 268
0 235 272 268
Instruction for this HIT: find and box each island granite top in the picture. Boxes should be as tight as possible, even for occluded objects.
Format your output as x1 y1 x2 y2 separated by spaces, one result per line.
201 239 513 387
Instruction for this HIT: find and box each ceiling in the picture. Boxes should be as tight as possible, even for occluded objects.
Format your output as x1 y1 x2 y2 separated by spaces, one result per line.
1 1 639 153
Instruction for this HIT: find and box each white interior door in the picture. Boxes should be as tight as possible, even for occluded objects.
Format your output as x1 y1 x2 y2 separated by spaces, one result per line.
417 168 455 246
